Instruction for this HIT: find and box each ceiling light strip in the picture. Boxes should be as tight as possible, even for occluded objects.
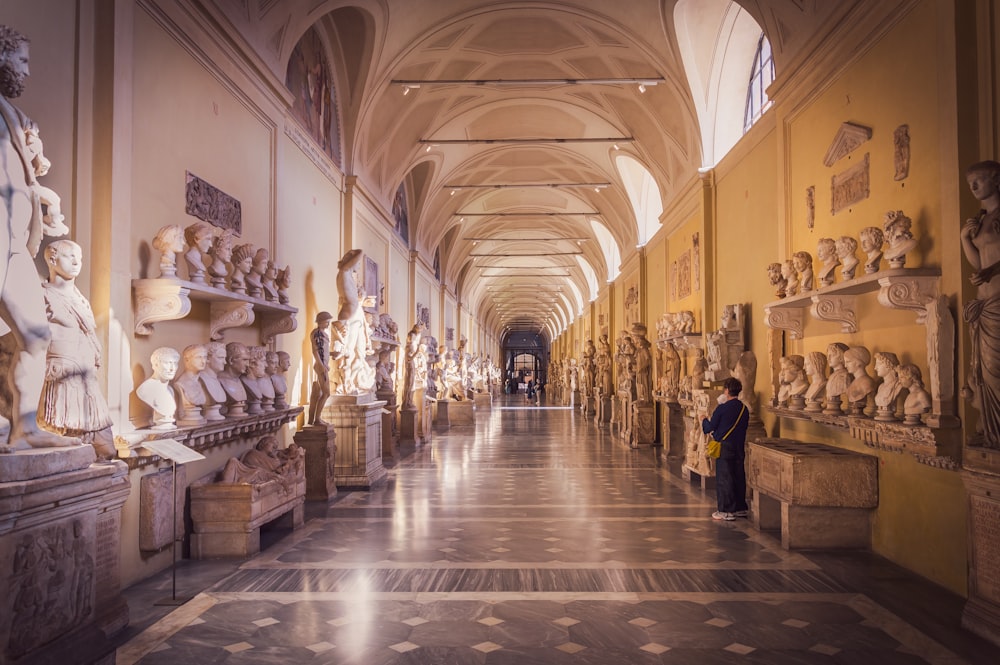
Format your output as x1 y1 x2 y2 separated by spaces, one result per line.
394 77 662 86
421 137 631 145
446 183 609 189
455 212 600 217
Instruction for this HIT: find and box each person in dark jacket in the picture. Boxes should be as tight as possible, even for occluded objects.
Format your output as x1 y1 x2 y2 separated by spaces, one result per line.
701 377 750 520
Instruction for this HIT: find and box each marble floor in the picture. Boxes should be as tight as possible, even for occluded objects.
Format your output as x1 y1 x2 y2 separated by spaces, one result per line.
114 397 1000 664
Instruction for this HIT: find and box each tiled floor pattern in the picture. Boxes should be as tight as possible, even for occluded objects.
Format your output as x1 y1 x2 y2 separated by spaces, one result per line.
118 399 994 664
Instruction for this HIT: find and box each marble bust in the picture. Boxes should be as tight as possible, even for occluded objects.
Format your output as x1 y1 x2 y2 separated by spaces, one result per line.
882 209 917 268
229 243 254 294
276 265 291 304
844 346 878 416
803 351 828 413
218 341 249 418
173 344 208 427
778 355 808 409
246 248 269 299
136 346 180 429
836 235 860 280
860 226 884 274
183 222 214 284
873 351 903 421
152 224 185 279
781 259 799 297
242 345 274 414
199 341 228 421
792 251 814 292
767 261 787 298
207 229 234 288
816 238 839 287
270 351 290 410
898 363 931 425
824 342 851 414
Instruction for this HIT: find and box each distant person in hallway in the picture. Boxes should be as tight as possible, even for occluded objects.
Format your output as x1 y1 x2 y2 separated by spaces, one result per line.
701 377 749 521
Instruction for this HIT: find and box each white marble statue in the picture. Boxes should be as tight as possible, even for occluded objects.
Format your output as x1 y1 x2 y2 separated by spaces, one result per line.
882 210 917 268
242 345 274 413
246 248 268 298
836 235 860 281
183 222 214 284
632 325 653 404
860 226 884 274
136 346 180 429
400 323 421 410
38 240 113 458
0 27 84 453
816 238 840 287
334 249 375 395
173 344 208 427
823 342 851 414
262 261 279 302
199 341 228 421
781 259 799 297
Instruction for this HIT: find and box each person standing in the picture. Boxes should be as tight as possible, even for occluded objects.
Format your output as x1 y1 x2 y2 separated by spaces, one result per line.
701 377 749 521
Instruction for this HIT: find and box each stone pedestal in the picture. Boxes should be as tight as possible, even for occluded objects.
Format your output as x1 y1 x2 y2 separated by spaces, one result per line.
962 464 1000 648
582 395 596 415
0 448 129 665
400 407 419 443
323 395 387 490
420 399 434 443
657 399 685 457
474 392 492 409
450 399 474 426
632 402 656 445
294 425 338 501
434 399 452 430
748 438 877 550
381 403 399 466
595 395 612 425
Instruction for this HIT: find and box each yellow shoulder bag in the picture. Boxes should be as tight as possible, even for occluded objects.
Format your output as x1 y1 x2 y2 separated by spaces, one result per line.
706 403 746 458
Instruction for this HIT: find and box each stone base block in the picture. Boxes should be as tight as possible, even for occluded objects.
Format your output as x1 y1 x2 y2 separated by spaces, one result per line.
400 408 419 443
434 399 451 430
963 596 1000 649
782 504 870 550
294 425 338 501
474 392 492 409
324 398 387 490
381 404 399 466
450 400 474 425
595 397 612 424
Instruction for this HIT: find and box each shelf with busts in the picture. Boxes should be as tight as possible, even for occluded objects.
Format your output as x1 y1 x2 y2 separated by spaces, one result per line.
763 266 960 468
133 277 298 343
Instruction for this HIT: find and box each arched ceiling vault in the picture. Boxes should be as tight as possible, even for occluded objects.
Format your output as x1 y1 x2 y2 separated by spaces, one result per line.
211 0 863 339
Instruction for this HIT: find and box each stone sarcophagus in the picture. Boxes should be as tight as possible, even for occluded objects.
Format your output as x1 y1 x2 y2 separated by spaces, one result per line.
748 438 877 550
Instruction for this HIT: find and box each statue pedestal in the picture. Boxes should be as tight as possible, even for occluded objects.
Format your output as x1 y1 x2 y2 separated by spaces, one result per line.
474 392 492 409
632 402 656 445
323 395 387 490
582 395 596 415
294 424 338 501
420 398 434 443
450 399 474 426
0 449 130 665
962 465 1000 648
595 395 612 425
381 403 399 466
434 399 451 430
657 399 685 457
400 407 419 443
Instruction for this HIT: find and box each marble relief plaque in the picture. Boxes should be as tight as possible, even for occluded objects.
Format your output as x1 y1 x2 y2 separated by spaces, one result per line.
185 171 242 234
971 494 1000 603
831 153 870 215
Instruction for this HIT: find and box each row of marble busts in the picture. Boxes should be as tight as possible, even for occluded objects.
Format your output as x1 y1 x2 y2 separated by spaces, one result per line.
152 222 290 303
135 341 290 430
767 210 919 298
775 343 931 425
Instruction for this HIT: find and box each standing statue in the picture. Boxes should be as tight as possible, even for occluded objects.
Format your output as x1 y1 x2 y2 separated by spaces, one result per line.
136 347 180 429
334 249 375 394
0 26 84 451
596 334 613 396
400 323 421 410
308 311 333 425
961 160 1000 446
38 240 114 458
658 342 681 400
631 325 653 404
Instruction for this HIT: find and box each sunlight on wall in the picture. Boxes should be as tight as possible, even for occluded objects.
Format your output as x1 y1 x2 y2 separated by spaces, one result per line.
589 219 621 282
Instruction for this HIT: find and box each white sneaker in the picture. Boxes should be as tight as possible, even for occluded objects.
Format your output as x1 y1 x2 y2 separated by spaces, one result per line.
712 511 735 521
733 510 749 518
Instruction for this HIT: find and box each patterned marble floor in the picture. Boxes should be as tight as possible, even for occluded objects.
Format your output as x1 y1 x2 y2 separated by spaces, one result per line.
115 398 1000 664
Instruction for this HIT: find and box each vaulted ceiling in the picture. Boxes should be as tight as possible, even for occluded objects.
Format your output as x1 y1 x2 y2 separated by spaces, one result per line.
215 0 857 341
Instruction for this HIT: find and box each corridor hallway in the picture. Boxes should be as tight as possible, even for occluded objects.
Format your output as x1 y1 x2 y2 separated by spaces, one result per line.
117 398 1000 664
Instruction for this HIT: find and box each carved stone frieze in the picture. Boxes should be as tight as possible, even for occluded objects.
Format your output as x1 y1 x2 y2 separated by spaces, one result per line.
831 153 870 214
849 416 960 469
824 121 873 167
210 301 255 340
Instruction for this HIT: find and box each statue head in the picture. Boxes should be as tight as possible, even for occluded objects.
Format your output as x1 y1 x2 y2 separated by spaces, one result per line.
277 351 291 372
859 226 884 253
0 25 30 98
231 243 254 271
225 341 249 375
44 239 82 282
181 344 208 372
835 235 858 258
966 160 1000 202
816 237 836 261
185 222 215 252
153 225 185 256
150 346 181 381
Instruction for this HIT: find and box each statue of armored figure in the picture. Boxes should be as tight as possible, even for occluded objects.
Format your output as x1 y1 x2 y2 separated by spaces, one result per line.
631 324 653 404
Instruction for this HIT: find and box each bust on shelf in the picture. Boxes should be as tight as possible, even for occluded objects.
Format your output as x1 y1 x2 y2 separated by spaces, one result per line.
199 341 229 421
183 222 215 284
228 243 254 294
136 346 180 429
860 226 884 274
218 341 250 418
207 229 234 289
173 344 208 427
816 238 840 288
836 235 860 281
882 210 917 269
873 351 903 421
844 346 878 417
823 342 850 415
803 351 828 413
898 363 931 425
152 224 185 279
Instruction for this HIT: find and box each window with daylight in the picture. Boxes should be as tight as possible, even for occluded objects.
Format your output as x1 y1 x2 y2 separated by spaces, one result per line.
744 34 774 133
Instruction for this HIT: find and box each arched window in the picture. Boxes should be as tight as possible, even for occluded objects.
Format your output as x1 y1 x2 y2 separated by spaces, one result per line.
743 34 774 133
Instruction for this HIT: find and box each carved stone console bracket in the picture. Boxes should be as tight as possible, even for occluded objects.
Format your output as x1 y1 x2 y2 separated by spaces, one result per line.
117 407 304 470
876 272 940 323
133 277 298 342
810 295 857 333
763 307 804 339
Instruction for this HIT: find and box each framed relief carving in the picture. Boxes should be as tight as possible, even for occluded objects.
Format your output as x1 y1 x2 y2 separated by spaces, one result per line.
677 250 692 299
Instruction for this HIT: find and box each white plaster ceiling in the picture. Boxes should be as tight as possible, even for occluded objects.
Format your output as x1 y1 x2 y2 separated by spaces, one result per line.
214 0 855 340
